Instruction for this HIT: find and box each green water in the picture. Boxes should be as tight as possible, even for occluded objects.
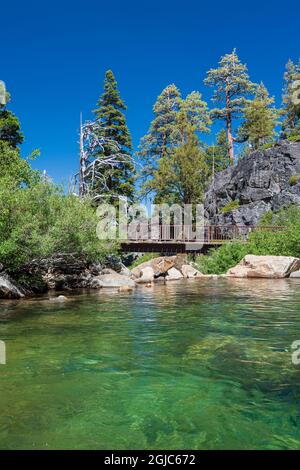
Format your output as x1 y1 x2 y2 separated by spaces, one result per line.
1 278 300 450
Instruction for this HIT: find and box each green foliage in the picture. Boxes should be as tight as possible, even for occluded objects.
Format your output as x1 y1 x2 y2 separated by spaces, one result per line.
196 243 248 275
288 135 300 142
196 206 300 274
0 87 24 148
220 200 240 214
205 129 229 174
281 59 300 136
0 182 115 271
204 49 255 165
238 83 279 149
289 174 300 186
138 84 211 199
93 69 135 203
148 117 209 205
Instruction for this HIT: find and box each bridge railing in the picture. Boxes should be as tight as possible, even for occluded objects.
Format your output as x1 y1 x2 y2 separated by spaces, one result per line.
123 224 285 243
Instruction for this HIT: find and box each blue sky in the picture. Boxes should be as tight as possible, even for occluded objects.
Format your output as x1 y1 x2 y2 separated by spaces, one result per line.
1 0 300 183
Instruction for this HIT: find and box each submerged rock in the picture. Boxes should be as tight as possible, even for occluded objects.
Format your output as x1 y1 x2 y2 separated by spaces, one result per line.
227 255 300 278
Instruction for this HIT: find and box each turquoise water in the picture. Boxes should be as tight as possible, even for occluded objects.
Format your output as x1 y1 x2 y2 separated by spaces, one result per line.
1 278 300 450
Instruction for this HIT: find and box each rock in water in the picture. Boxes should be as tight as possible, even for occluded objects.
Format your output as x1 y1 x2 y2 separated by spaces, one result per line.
91 273 136 288
205 140 300 226
227 255 300 278
181 264 203 278
136 267 155 283
165 267 184 280
0 275 25 299
289 270 300 278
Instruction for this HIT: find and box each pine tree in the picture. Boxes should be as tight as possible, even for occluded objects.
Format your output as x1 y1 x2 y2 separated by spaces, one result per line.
205 129 228 175
238 83 279 149
0 86 23 148
282 59 300 136
149 116 209 205
204 49 254 166
138 85 210 197
93 70 135 203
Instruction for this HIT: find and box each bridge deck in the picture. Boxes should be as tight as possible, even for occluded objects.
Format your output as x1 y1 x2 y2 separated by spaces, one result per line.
120 225 284 254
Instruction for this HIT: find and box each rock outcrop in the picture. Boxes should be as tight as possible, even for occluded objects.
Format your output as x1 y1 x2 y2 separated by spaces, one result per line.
0 274 25 299
205 140 300 226
227 255 300 278
131 255 202 282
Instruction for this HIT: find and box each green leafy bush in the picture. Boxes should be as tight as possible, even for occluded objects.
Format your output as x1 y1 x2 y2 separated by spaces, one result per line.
0 181 117 270
196 206 300 274
220 200 240 214
195 243 248 274
289 174 300 186
288 135 300 142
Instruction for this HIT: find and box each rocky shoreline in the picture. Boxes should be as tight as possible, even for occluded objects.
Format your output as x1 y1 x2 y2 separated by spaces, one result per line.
1 253 300 300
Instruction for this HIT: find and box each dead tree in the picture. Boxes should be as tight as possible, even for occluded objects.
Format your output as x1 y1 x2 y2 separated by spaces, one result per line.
75 115 134 201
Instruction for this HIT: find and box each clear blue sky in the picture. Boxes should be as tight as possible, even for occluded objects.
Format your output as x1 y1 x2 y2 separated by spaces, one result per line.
1 0 300 183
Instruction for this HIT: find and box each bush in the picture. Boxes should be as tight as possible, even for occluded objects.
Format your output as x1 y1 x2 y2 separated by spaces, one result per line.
289 174 300 186
195 243 248 274
195 205 300 274
220 200 240 214
288 135 300 142
0 181 117 270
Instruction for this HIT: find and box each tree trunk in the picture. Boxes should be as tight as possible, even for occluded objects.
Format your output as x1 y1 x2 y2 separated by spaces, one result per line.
226 84 234 167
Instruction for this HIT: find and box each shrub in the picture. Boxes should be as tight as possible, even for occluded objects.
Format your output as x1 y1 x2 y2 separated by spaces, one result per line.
288 135 300 142
220 200 240 214
289 174 300 186
0 181 117 271
196 205 300 274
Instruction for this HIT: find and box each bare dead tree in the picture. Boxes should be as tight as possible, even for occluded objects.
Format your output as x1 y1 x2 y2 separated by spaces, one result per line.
75 115 134 201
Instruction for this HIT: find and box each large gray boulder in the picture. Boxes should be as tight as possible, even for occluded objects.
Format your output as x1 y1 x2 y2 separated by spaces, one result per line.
227 255 300 278
0 275 25 299
91 272 136 288
205 140 300 226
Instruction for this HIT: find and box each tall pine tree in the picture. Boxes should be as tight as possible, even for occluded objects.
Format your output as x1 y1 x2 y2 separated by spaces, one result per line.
281 59 300 136
204 49 254 166
93 70 135 203
138 84 211 198
238 83 279 149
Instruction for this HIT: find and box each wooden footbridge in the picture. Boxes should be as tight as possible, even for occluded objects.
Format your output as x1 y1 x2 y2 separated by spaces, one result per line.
120 224 284 254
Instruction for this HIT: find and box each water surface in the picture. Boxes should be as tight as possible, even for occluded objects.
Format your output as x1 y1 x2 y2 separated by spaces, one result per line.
1 278 300 449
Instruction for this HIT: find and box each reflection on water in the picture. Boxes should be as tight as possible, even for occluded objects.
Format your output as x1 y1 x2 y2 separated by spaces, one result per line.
1 278 300 449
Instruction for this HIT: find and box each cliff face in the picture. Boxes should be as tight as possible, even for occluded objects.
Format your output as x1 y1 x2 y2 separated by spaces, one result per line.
204 140 300 226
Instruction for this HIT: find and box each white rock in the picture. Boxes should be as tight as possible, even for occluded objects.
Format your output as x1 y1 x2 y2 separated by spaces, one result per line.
92 273 136 288
0 275 24 299
136 266 155 283
165 267 184 280
181 264 203 278
227 255 300 279
290 270 300 278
